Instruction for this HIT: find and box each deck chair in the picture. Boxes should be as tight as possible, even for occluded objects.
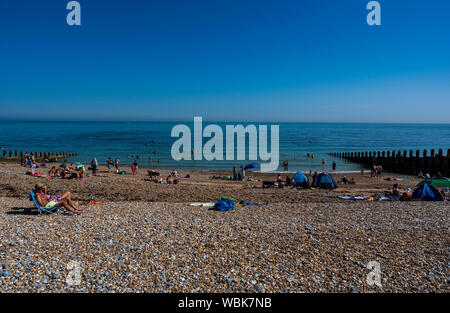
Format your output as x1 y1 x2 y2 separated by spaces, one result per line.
28 190 59 214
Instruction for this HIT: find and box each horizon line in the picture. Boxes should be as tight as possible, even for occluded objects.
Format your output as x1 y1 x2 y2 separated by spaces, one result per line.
0 119 449 125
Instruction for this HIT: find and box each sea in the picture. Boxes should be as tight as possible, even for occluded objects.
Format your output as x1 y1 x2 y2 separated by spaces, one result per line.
0 121 449 172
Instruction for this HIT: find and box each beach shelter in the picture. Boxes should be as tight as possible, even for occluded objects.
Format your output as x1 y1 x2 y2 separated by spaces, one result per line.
317 172 338 189
244 163 259 170
292 171 309 184
416 178 450 189
412 184 444 201
75 162 86 171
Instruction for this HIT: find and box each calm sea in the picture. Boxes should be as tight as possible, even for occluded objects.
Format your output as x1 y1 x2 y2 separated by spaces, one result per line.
0 121 449 172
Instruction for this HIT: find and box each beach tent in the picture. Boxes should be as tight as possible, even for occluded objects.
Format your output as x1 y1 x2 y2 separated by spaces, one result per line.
416 178 450 189
411 184 444 201
244 163 259 170
292 171 309 184
317 172 338 189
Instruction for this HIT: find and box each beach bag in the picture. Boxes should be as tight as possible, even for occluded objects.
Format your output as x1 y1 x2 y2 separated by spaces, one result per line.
213 199 235 211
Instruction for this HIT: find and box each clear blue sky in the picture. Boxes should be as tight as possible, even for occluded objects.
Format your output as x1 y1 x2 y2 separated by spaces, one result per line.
1 0 449 122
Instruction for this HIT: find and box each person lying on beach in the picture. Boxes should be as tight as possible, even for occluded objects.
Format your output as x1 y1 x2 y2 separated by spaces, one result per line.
33 183 83 214
400 188 412 201
341 176 350 184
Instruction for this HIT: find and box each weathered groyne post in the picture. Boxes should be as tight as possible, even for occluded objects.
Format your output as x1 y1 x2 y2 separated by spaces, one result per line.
0 150 76 163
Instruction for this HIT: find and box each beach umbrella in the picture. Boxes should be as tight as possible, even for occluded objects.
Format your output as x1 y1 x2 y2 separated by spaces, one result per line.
244 163 259 170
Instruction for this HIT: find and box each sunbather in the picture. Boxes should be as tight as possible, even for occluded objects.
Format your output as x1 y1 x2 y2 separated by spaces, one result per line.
33 183 83 214
400 188 412 201
276 174 285 188
48 166 57 177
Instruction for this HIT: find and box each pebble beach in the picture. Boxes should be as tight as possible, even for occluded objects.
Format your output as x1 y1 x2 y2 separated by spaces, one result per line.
0 163 448 293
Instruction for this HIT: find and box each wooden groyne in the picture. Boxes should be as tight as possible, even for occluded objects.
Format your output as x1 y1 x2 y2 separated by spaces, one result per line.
0 150 77 162
329 149 449 177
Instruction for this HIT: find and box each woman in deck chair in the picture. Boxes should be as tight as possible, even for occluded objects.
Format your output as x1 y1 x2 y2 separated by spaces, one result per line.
34 183 83 215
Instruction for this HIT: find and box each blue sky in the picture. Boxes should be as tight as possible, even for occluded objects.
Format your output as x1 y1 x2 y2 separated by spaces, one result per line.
1 0 449 122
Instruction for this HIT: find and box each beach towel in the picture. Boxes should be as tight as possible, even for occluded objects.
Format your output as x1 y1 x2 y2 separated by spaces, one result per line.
338 195 396 201
385 178 409 181
238 200 267 207
338 196 366 200
189 202 215 207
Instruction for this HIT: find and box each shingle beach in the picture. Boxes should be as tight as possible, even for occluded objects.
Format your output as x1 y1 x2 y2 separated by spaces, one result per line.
0 164 448 292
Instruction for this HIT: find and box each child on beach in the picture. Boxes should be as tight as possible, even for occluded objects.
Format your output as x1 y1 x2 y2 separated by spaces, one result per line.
132 160 138 175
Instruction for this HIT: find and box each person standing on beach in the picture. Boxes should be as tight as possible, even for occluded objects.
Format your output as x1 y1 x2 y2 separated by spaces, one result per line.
232 167 238 181
91 157 98 174
240 166 245 181
24 153 29 167
115 157 120 173
322 159 325 170
312 171 318 187
371 165 376 177
107 157 113 172
332 161 336 171
149 156 152 169
131 160 138 175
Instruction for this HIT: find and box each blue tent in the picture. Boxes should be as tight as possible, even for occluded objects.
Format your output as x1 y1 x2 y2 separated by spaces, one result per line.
412 184 444 201
292 171 309 184
317 172 338 189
